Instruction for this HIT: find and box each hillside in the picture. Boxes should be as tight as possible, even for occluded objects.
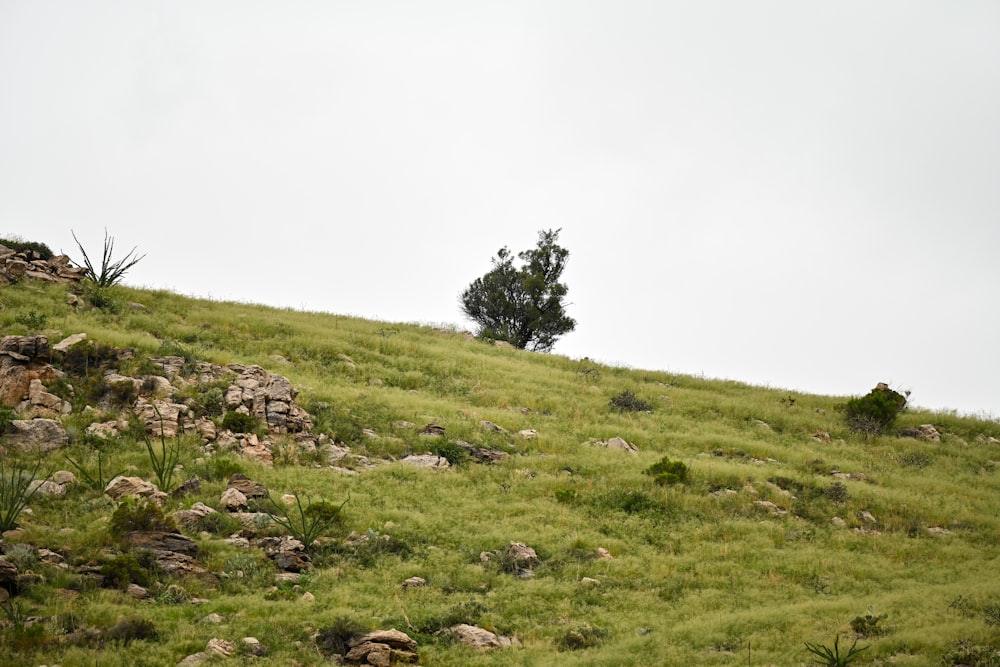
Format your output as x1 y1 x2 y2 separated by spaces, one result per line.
1 276 999 666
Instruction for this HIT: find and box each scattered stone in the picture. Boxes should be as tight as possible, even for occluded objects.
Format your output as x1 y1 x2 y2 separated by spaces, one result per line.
345 629 418 665
590 436 637 453
831 517 847 528
52 333 87 353
227 473 268 499
831 471 866 481
710 488 739 498
504 542 539 577
241 637 268 657
927 526 952 535
753 419 772 431
173 503 218 530
518 429 538 439
899 424 941 442
172 477 202 497
104 476 166 504
300 591 315 603
754 500 787 517
811 430 832 442
581 577 601 586
51 470 76 485
126 583 151 600
419 423 446 437
393 420 416 429
177 652 208 666
859 510 877 524
202 613 225 624
220 487 248 512
86 420 121 439
595 547 613 560
480 420 508 433
206 638 237 657
400 454 450 469
402 576 427 589
28 479 65 497
456 441 510 464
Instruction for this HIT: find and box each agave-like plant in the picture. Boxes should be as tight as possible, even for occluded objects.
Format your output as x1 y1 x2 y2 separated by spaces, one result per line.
71 229 145 288
0 458 46 532
804 634 869 666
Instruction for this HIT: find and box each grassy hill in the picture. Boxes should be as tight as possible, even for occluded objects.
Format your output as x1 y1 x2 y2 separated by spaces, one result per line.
2 279 999 666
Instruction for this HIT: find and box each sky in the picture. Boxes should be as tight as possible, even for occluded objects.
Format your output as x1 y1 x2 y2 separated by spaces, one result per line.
1 1 998 417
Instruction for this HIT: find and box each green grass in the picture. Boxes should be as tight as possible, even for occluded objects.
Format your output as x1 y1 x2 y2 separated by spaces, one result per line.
1 279 999 665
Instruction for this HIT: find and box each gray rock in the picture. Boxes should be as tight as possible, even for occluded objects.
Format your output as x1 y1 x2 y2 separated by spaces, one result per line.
5 419 68 452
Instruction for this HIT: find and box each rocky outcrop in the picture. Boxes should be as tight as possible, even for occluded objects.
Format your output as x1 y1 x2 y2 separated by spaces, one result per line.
104 476 167 504
225 365 312 434
0 245 86 285
899 424 941 442
0 335 61 408
449 624 519 650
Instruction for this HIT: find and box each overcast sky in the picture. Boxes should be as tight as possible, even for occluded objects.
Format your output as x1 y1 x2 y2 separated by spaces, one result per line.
2 1 998 417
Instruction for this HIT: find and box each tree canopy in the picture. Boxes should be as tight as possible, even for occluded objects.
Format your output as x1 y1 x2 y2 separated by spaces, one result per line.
459 229 576 352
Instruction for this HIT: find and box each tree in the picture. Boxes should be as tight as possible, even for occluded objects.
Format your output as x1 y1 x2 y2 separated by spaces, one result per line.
460 229 576 352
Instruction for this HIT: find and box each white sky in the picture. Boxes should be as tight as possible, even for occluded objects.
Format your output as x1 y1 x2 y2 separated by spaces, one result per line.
2 1 998 417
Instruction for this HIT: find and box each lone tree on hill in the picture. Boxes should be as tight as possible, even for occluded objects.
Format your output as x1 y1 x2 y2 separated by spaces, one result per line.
460 229 576 352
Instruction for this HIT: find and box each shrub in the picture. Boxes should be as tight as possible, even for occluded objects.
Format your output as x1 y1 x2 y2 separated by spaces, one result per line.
103 615 158 643
0 236 53 259
609 389 653 413
221 411 258 434
941 639 1000 666
644 457 689 486
109 499 177 538
824 482 850 504
100 552 152 589
557 623 608 651
598 489 666 515
430 441 469 466
14 310 48 330
850 606 888 637
841 384 908 437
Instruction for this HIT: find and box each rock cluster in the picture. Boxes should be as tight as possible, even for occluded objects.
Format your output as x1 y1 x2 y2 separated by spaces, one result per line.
0 244 86 285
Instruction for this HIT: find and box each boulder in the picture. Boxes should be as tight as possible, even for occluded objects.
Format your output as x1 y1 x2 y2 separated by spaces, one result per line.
400 454 450 469
5 419 69 452
345 629 417 665
220 487 248 512
173 503 218 530
448 624 519 650
104 476 166 504
227 473 268 498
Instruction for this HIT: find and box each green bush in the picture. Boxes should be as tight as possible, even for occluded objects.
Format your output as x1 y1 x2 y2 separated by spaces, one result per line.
430 441 469 466
221 411 259 433
841 384 908 437
609 389 653 413
100 552 152 589
266 493 348 549
109 499 177 538
644 457 689 486
850 607 888 637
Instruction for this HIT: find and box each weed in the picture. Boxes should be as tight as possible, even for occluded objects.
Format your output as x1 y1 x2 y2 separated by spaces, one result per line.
804 634 868 666
898 452 931 468
609 389 653 413
985 604 1000 627
0 458 46 532
103 615 158 643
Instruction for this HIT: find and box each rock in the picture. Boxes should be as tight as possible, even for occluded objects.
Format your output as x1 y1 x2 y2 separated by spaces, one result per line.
220 487 248 512
592 436 637 453
402 576 427 588
393 421 416 429
0 555 19 592
449 623 515 650
86 420 121 439
811 430 832 442
227 473 268 498
581 577 601 586
104 476 166 504
126 583 151 600
518 429 538 439
5 419 69 452
125 531 199 558
51 470 76 485
754 500 787 517
831 516 847 528
172 477 202 497
505 542 539 576
177 651 208 666
595 547 613 560
480 420 508 433
898 424 941 442
206 638 237 657
456 441 510 464
52 334 87 355
300 591 315 603
134 397 190 438
141 375 173 399
419 423 446 436
25 378 69 418
345 629 418 665
927 526 952 535
202 613 225 624
173 502 217 530
27 479 65 497
400 454 450 469
859 510 877 524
